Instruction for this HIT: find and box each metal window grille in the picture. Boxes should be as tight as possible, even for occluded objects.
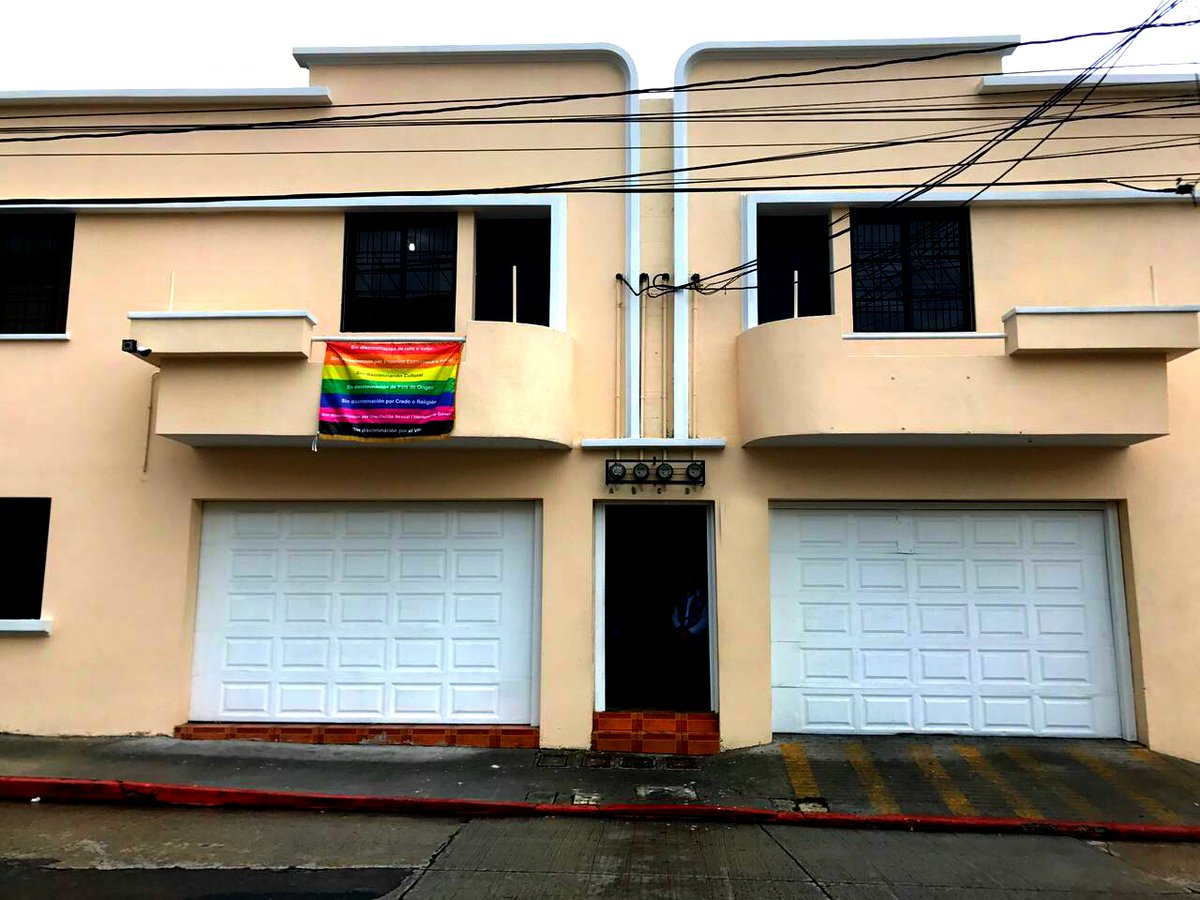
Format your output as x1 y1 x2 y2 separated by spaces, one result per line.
0 215 74 334
341 213 457 332
850 209 974 332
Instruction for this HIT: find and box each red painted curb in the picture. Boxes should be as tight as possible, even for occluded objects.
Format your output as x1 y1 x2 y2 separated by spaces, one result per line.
1 776 1197 841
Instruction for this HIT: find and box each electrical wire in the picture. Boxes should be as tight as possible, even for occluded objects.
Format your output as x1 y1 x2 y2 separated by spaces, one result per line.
628 3 1197 298
3 59 1197 124
0 19 1196 145
1 95 1194 138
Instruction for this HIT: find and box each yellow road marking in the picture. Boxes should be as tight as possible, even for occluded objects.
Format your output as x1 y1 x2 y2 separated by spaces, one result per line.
1129 746 1200 791
1069 748 1183 825
780 742 821 798
1005 747 1102 821
956 744 1042 820
845 740 900 815
910 744 977 816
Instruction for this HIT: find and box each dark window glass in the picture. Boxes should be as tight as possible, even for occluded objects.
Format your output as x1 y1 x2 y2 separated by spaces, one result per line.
756 213 832 324
0 215 74 334
0 498 51 619
850 208 974 333
474 217 550 326
341 213 457 332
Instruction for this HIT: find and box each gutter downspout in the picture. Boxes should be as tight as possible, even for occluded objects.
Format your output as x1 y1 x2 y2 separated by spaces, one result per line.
611 47 642 440
671 50 695 439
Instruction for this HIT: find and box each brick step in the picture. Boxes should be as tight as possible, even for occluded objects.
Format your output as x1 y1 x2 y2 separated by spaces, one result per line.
591 729 720 755
175 723 539 749
591 711 720 755
593 711 719 736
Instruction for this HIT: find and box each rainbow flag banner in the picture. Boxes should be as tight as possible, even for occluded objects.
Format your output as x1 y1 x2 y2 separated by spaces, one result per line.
318 341 463 441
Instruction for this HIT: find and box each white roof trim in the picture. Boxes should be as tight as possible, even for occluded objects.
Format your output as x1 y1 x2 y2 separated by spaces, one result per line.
1002 305 1200 321
0 87 332 108
293 42 638 68
979 73 1200 94
128 310 317 323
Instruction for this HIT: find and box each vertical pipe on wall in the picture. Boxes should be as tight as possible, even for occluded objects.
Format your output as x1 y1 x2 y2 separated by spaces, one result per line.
619 52 642 440
671 73 690 438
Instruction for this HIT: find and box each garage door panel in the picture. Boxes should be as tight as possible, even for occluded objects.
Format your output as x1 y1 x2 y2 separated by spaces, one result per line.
192 502 537 724
771 507 1125 738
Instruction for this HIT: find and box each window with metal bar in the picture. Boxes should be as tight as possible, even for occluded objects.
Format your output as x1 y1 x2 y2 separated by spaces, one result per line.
756 213 832 324
0 498 51 619
474 216 550 327
850 208 974 333
0 215 74 334
341 213 457 333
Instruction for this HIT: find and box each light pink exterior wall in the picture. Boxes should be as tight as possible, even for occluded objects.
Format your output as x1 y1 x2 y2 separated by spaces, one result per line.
0 44 1197 760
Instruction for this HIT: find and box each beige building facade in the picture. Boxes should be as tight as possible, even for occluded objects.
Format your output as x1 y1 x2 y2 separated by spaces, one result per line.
1 38 1198 760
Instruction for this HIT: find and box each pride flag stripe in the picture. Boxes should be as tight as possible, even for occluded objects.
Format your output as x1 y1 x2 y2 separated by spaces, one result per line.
317 341 462 441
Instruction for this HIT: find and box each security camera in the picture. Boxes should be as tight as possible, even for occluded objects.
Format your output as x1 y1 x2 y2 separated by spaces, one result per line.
121 339 152 358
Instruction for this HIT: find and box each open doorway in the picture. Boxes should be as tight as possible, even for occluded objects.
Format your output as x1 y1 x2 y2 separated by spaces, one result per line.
601 504 713 712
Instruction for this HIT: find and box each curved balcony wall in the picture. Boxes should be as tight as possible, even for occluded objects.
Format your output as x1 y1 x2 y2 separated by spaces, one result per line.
128 314 574 448
736 312 1197 448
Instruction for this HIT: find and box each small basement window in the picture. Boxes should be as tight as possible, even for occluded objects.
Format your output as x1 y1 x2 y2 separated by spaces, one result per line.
755 213 832 324
474 215 550 327
850 208 975 332
342 213 457 333
0 214 74 334
0 498 51 620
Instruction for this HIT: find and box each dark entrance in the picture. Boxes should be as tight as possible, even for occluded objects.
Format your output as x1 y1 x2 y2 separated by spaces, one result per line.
604 504 712 712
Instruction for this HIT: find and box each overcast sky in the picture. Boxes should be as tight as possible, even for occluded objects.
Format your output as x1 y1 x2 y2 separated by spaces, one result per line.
1 0 1196 92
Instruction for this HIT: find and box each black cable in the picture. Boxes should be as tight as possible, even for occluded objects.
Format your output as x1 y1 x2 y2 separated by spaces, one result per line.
3 130 1194 159
1 92 1177 134
3 58 1197 124
2 95 1192 138
620 138 1200 189
635 4 1195 298
0 19 1196 145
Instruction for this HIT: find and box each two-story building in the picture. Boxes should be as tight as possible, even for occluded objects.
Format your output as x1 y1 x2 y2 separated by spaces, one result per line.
1 37 1197 760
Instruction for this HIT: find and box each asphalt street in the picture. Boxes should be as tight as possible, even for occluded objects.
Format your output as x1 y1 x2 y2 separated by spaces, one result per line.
2 803 1200 898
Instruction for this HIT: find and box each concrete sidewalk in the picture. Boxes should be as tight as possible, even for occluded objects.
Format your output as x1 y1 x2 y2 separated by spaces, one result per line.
0 733 1197 833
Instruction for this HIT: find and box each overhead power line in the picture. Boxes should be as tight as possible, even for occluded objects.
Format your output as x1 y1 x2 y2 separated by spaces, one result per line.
635 1 1196 298
2 58 1197 124
0 19 1196 145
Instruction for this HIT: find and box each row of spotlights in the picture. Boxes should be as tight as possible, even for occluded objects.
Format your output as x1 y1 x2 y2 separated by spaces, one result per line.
606 461 704 483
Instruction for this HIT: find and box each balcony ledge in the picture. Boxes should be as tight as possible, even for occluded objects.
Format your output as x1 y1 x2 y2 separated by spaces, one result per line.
1002 306 1200 358
133 317 574 449
737 312 1196 448
127 310 317 362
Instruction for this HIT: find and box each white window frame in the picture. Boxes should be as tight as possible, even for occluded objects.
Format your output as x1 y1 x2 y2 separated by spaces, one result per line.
593 501 719 713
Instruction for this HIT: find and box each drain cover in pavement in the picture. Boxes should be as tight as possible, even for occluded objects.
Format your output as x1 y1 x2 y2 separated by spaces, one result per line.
619 755 656 769
536 751 570 768
573 791 602 806
636 785 698 801
525 791 557 804
583 754 614 768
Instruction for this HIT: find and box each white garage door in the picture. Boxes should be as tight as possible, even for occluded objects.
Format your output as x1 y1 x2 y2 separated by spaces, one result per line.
771 507 1128 737
191 502 538 724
